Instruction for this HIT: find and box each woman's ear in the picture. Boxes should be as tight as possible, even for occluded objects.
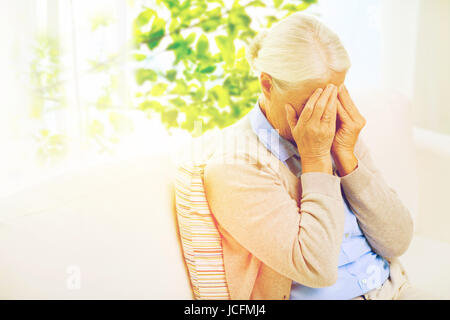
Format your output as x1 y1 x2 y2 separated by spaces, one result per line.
260 72 273 100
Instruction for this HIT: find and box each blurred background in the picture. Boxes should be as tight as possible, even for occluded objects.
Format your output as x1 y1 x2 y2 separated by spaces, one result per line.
0 0 449 299
0 0 448 196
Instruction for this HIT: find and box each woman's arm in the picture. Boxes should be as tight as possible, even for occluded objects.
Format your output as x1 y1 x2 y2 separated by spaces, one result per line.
337 137 414 259
331 85 413 259
204 155 346 288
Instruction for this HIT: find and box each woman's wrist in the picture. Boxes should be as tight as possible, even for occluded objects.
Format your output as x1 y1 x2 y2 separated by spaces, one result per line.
301 155 333 175
332 151 358 177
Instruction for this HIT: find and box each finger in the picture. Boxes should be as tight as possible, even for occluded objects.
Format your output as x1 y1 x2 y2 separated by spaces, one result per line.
338 85 361 121
321 86 338 122
285 104 298 132
311 84 335 122
298 87 323 124
336 99 351 122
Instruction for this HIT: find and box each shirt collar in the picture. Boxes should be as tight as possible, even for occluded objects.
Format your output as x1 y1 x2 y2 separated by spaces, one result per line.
249 99 300 162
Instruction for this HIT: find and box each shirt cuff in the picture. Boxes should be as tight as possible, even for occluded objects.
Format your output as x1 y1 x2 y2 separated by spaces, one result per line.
300 172 342 200
339 158 374 195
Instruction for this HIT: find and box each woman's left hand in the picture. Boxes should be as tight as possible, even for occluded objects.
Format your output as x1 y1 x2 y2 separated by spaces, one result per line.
331 85 366 176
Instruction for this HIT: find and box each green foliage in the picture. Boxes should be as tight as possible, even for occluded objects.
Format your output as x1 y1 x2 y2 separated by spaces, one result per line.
30 34 65 119
29 35 69 165
133 0 317 133
89 12 116 31
35 129 68 166
29 11 135 164
87 16 136 154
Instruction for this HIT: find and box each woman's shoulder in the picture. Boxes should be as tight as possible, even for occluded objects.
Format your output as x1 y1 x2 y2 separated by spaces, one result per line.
206 115 280 170
177 114 282 178
174 115 252 165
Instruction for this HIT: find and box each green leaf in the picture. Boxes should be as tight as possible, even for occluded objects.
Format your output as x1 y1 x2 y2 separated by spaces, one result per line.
139 100 164 113
166 69 177 81
266 15 278 27
208 0 224 5
247 0 265 7
229 7 251 28
90 13 115 31
200 17 221 32
209 85 230 108
273 0 283 9
133 53 147 61
88 120 105 137
150 83 168 96
170 97 186 108
168 18 180 33
109 112 134 134
135 8 156 27
199 65 215 73
196 34 209 58
167 41 182 50
135 68 157 85
185 32 196 45
179 0 191 11
162 109 179 126
223 76 241 95
215 35 235 65
200 8 222 32
96 94 112 109
282 4 300 12
189 86 205 100
147 17 166 50
162 0 180 10
171 80 189 95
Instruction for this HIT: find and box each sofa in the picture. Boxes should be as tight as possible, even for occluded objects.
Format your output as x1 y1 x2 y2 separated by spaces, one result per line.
0 89 449 299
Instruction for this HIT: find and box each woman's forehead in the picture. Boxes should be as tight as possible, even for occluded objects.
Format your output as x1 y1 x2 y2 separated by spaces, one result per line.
292 71 346 96
284 71 346 105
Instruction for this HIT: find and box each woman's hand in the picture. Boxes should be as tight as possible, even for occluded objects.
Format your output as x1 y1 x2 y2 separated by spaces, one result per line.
285 84 338 175
331 85 367 176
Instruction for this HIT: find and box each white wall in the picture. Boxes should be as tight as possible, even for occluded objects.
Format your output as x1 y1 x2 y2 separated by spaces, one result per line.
318 0 449 136
380 0 450 136
413 0 450 136
315 0 383 90
379 0 420 99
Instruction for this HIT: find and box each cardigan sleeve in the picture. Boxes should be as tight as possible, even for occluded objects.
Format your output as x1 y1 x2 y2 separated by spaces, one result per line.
203 154 346 288
339 137 414 259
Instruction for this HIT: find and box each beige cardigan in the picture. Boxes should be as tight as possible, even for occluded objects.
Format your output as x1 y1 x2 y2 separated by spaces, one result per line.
201 114 413 300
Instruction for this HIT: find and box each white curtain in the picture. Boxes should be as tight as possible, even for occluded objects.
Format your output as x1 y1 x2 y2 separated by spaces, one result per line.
0 0 148 196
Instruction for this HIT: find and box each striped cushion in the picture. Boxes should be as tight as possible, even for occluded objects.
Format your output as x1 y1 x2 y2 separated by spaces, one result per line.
174 162 230 300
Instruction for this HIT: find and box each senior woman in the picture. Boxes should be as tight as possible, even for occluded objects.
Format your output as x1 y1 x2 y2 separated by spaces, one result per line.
202 13 419 300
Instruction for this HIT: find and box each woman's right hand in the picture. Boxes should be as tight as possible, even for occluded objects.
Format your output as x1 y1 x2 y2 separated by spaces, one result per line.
285 84 338 175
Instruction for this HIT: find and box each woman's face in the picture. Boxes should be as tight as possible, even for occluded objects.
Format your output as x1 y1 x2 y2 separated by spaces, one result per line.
260 71 347 142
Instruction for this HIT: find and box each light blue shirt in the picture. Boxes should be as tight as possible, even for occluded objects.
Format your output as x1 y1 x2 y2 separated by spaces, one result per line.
248 101 390 300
